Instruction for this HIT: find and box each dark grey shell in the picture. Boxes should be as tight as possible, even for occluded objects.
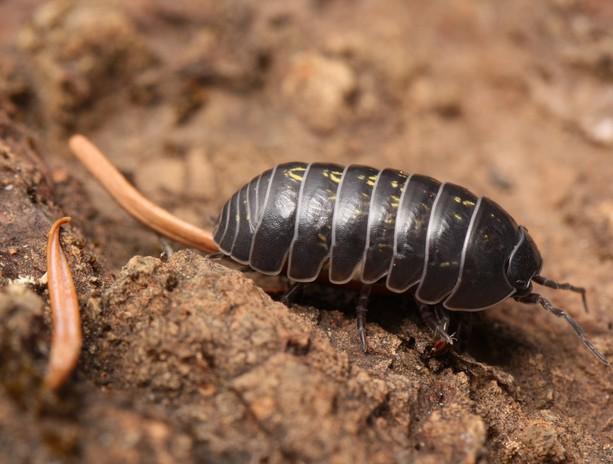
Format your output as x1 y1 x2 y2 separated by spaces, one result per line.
213 162 519 311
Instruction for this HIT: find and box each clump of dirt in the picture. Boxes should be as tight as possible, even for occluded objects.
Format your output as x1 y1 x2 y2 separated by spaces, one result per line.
0 111 60 285
78 249 610 463
0 0 612 462
0 285 47 399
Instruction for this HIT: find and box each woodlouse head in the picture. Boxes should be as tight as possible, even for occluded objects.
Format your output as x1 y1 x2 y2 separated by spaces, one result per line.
506 226 543 296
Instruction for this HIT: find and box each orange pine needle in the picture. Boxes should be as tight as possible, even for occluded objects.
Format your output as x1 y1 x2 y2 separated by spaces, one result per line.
45 217 82 390
68 135 219 253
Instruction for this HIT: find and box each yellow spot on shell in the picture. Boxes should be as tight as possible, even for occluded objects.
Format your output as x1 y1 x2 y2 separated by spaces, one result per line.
324 169 343 183
287 166 306 182
463 200 475 207
453 196 462 203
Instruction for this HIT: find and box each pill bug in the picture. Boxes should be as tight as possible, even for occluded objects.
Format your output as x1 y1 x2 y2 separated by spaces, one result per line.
214 162 608 364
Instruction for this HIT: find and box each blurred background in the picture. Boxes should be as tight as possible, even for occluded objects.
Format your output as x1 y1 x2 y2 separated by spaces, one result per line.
0 1 612 462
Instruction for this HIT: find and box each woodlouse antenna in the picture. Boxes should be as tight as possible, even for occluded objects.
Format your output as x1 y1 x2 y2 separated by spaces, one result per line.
518 292 609 365
45 217 83 390
68 135 219 253
533 275 589 313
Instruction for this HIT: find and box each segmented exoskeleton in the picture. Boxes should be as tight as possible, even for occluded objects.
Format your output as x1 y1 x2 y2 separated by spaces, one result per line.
214 162 608 364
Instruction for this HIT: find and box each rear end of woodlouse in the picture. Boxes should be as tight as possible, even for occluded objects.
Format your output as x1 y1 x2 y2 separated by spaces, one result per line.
213 162 608 365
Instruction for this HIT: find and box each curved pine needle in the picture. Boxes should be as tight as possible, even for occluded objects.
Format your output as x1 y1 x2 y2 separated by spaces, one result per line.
45 217 82 390
68 135 219 252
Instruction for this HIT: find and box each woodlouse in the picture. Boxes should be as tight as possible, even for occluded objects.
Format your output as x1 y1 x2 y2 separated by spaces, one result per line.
66 137 608 365
214 162 608 364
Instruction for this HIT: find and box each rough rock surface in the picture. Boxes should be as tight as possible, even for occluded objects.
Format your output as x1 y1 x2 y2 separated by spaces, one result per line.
0 0 612 463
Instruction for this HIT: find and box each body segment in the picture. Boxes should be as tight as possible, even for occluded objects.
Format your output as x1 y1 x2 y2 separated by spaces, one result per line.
288 163 344 281
329 165 379 284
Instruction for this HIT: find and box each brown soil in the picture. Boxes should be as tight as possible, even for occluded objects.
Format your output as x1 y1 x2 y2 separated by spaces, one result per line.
1 0 612 463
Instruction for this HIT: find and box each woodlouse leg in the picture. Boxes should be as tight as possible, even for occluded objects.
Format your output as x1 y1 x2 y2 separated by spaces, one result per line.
356 285 372 353
434 306 453 340
419 304 455 345
159 237 175 260
517 293 609 365
533 275 590 313
280 282 304 306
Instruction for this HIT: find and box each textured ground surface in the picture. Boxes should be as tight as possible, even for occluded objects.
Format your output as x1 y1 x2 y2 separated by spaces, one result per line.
0 0 612 462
